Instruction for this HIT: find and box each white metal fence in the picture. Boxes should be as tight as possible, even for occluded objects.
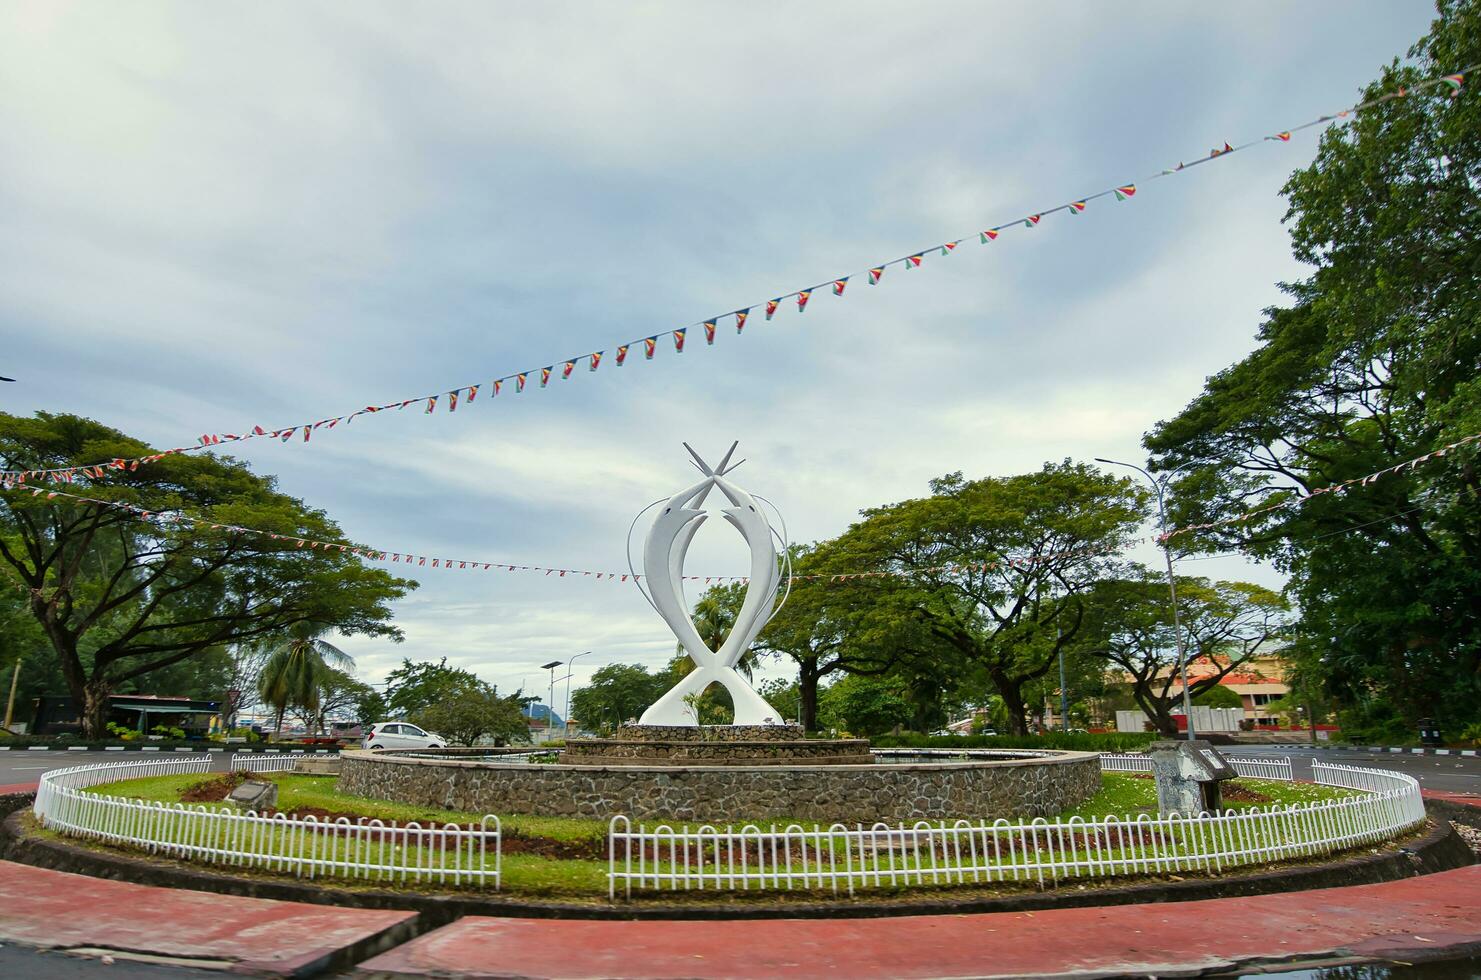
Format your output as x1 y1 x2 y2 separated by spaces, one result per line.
229 753 302 773
1098 753 1294 782
33 758 501 889
607 761 1422 897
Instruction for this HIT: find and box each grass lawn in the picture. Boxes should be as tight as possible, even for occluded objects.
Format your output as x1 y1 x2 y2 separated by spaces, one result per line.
77 771 1362 898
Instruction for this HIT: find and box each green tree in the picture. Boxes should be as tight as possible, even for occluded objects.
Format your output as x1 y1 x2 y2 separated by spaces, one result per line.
569 663 669 733
828 462 1147 734
818 673 914 736
256 625 355 736
383 658 481 718
1081 573 1290 736
411 683 529 746
289 666 372 735
1144 4 1481 736
0 413 414 737
1192 684 1243 709
751 543 901 731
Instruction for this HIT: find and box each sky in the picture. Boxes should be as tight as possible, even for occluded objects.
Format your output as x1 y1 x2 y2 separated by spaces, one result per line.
0 1 1443 710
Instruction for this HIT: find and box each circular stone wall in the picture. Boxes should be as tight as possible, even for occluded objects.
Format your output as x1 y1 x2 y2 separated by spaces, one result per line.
337 748 1101 823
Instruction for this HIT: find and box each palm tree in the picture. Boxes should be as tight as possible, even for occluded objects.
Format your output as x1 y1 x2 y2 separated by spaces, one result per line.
256 624 354 738
673 591 762 679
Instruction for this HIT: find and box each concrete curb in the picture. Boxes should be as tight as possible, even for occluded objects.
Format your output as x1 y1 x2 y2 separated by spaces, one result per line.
1265 743 1480 756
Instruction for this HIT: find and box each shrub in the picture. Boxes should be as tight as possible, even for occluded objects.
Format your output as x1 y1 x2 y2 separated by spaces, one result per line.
870 731 1159 752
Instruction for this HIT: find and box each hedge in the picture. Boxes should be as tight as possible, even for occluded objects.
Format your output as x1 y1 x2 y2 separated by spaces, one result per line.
870 731 1160 752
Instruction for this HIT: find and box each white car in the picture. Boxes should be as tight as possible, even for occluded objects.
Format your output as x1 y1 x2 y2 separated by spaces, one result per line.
362 721 444 750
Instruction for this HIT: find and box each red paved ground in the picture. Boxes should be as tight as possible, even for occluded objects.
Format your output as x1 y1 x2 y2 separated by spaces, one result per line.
0 782 39 794
358 865 1481 980
0 860 416 975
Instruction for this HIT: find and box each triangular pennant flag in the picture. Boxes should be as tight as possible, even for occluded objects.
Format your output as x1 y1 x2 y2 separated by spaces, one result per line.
703 320 716 344
616 344 629 366
643 336 657 359
562 360 575 379
280 427 296 441
1441 73 1464 94
766 298 780 320
1273 132 1291 142
906 253 923 267
516 372 528 392
868 266 884 284
589 351 603 371
833 277 848 296
1113 185 1136 201
979 229 998 243
466 384 479 403
540 366 552 387
672 329 686 352
734 309 749 333
940 241 957 255
447 390 459 412
1067 201 1086 214
796 289 812 311
425 396 438 414
1024 215 1041 227
492 379 502 397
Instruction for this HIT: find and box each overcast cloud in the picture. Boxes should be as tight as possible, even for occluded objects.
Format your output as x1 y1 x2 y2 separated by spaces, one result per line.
0 1 1440 703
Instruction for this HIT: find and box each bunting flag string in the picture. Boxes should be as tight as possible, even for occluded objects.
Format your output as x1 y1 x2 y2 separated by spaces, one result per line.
1159 430 1481 542
1 482 1143 586
1 65 1471 489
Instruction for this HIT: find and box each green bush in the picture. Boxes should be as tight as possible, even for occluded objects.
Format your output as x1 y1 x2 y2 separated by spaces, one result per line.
870 731 1159 752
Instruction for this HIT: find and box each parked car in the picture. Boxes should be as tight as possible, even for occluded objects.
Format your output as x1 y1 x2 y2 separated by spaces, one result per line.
362 721 444 750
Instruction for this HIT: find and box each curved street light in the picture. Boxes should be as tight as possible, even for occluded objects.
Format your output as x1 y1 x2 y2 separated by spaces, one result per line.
1094 457 1196 741
562 650 593 737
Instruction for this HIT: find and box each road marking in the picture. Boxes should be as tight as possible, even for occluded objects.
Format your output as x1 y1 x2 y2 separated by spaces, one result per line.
9 766 49 771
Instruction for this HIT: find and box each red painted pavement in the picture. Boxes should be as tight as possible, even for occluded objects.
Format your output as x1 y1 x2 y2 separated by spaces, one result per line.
1424 788 1481 807
0 782 38 794
0 860 416 975
359 866 1481 980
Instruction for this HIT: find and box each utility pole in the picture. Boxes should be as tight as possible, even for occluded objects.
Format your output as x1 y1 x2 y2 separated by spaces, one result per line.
1095 457 1195 740
540 660 562 742
1057 643 1070 732
562 651 592 738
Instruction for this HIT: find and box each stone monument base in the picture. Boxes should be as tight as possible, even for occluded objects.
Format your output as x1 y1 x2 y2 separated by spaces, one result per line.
559 724 874 767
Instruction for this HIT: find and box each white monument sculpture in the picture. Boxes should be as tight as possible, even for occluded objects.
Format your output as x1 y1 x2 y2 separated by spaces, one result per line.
629 443 789 726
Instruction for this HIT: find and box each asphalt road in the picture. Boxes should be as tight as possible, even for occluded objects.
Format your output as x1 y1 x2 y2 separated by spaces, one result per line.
1211 742 1481 795
0 750 233 787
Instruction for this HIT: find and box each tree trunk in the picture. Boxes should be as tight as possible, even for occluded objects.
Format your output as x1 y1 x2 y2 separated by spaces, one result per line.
1134 685 1180 737
81 681 112 740
998 681 1030 736
798 662 820 731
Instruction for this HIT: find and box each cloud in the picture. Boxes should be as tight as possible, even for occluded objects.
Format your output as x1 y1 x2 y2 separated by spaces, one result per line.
0 1 1434 688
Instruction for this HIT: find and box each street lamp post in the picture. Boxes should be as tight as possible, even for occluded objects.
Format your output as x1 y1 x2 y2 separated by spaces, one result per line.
539 660 562 742
562 651 593 737
1094 457 1195 741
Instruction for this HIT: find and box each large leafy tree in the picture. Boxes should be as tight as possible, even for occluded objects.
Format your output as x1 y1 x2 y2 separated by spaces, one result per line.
751 543 902 731
1081 573 1291 736
570 663 670 734
828 462 1147 734
1144 4 1481 736
0 412 415 737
